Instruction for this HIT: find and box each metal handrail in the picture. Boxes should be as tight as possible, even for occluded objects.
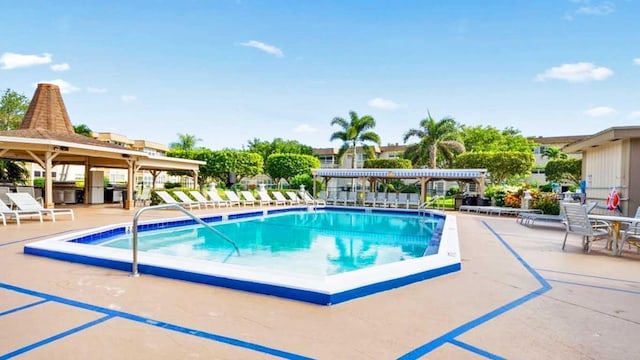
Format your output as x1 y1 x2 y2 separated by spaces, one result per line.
130 203 239 277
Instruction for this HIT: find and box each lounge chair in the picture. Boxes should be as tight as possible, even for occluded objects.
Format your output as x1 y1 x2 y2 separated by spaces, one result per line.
519 201 596 227
155 190 200 210
272 191 295 205
285 191 302 205
299 191 326 205
189 190 216 208
225 190 252 207
206 190 234 207
397 193 409 209
172 191 204 210
619 206 640 255
0 198 43 225
407 193 420 208
387 193 399 208
258 191 283 206
345 192 358 206
363 192 376 207
135 187 152 207
562 202 610 253
6 192 74 222
1 198 44 225
375 192 388 207
325 191 338 204
241 191 265 206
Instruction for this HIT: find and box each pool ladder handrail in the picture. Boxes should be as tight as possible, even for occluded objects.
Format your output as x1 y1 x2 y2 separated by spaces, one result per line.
418 196 445 217
130 203 240 277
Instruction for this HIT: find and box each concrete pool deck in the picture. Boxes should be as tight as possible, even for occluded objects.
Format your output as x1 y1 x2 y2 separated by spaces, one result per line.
1 204 639 359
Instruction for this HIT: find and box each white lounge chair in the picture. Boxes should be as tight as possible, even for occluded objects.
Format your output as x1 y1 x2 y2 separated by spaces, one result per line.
172 191 203 210
240 191 265 206
206 190 234 207
562 202 610 253
397 193 409 209
363 192 376 207
135 187 151 207
345 192 358 206
258 191 283 206
299 191 326 205
189 190 216 208
225 190 252 207
6 192 74 222
0 198 43 225
375 192 388 207
285 191 302 205
155 190 200 210
272 191 295 205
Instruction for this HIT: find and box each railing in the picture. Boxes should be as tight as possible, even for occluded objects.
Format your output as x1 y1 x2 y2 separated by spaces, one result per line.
418 195 445 217
130 204 239 277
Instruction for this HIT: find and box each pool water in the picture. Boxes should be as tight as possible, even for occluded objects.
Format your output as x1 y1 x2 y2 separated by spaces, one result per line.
100 211 441 277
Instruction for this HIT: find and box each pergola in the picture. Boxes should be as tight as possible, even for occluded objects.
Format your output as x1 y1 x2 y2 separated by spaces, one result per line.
0 83 203 210
311 168 487 204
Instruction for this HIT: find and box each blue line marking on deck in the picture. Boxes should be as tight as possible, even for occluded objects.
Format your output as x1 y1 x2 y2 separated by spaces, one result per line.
397 220 551 359
536 268 640 284
0 315 114 359
0 299 48 317
449 339 507 360
546 279 640 295
0 282 313 359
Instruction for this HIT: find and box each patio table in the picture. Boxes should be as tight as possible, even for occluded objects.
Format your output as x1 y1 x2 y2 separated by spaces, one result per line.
588 214 639 255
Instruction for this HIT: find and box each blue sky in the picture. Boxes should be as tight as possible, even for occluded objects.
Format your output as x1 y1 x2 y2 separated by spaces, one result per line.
1 0 639 150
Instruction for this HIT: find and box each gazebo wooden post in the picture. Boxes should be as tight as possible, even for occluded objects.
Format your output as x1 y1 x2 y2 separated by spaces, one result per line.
25 150 58 208
192 169 199 189
125 159 136 210
83 158 91 205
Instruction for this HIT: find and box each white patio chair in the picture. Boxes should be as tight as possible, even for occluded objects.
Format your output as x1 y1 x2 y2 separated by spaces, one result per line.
562 203 610 253
241 191 267 206
258 190 283 205
206 190 234 207
225 190 252 207
363 192 376 207
6 192 74 222
285 191 302 205
397 193 409 208
172 191 203 210
155 190 200 210
189 190 216 208
0 198 43 225
299 191 326 205
345 192 358 206
272 191 295 205
375 192 388 207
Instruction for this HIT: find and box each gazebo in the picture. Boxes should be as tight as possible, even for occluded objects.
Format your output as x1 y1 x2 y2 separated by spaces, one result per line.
311 168 487 204
0 83 203 210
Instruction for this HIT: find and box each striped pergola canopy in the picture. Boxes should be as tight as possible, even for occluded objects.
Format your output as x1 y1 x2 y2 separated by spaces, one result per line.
313 168 487 180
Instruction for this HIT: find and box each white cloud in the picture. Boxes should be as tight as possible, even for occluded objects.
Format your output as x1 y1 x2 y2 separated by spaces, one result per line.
367 97 402 110
87 87 108 93
628 111 640 118
584 106 615 117
634 58 640 66
39 79 79 94
576 1 615 15
1 52 52 70
50 63 70 72
535 62 613 83
294 124 319 134
121 95 137 103
241 40 284 58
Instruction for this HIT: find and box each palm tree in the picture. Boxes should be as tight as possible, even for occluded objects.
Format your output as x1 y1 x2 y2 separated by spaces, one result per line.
170 133 202 151
402 112 465 168
541 147 567 160
329 111 381 169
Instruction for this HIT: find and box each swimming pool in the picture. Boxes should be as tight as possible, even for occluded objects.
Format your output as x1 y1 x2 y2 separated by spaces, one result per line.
24 207 460 305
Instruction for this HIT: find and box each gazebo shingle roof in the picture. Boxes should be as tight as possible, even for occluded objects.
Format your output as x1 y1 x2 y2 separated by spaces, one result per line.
0 83 125 150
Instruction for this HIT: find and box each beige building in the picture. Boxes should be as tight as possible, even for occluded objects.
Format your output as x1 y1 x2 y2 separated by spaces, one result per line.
563 126 640 216
526 135 588 185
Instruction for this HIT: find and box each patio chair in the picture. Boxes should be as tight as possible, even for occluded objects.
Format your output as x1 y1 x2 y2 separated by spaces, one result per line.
299 191 326 205
375 192 388 207
16 186 44 206
258 190 283 206
363 192 376 207
562 203 610 253
285 191 302 205
206 190 234 207
155 190 200 210
6 192 74 222
345 192 358 206
241 191 267 206
408 193 420 208
272 191 295 205
387 193 399 208
0 198 43 225
397 193 409 209
619 206 640 255
135 187 152 207
225 190 252 207
189 190 216 208
172 191 203 210
0 187 11 206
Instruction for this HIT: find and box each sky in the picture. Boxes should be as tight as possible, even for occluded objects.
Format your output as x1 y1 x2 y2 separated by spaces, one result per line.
1 0 639 150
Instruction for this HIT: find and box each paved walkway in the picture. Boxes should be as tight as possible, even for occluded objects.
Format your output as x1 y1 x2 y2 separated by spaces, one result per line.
1 205 638 359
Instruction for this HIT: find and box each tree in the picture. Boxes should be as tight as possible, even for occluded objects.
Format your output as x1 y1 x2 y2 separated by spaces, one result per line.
403 112 465 168
0 89 30 183
265 154 320 185
73 124 93 137
545 158 581 185
0 88 29 130
541 147 568 160
363 158 412 169
460 125 536 153
455 151 535 184
246 138 314 164
170 133 202 151
330 111 381 168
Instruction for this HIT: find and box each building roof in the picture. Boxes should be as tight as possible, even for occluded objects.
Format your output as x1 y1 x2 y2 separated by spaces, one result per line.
530 135 591 146
563 126 640 153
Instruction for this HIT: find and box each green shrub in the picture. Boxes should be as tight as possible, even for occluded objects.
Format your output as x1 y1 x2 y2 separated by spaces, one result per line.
531 193 560 215
33 177 45 188
164 182 181 189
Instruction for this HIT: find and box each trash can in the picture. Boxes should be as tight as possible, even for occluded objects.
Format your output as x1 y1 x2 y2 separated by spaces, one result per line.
453 195 463 210
104 185 115 203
